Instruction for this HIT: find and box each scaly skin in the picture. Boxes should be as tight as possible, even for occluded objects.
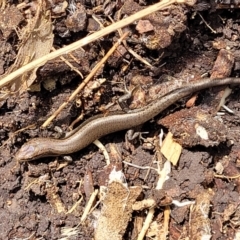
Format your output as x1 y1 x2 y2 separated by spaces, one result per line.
15 77 240 161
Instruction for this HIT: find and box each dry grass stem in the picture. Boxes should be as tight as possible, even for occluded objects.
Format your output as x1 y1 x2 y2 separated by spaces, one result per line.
42 31 129 127
0 0 192 90
52 47 84 78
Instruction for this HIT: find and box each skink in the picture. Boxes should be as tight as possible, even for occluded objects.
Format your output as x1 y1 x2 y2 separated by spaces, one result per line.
15 77 240 161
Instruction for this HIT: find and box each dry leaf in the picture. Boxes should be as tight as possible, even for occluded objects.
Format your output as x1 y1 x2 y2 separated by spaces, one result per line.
0 0 54 97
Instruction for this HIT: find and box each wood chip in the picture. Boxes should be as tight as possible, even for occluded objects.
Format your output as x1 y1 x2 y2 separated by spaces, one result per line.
160 132 182 166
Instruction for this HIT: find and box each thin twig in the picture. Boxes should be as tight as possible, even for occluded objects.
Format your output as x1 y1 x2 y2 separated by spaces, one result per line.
42 31 129 127
108 16 153 68
52 47 84 78
214 173 240 179
198 12 216 34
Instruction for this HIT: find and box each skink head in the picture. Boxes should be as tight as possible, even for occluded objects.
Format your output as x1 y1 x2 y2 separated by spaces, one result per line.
15 139 48 162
